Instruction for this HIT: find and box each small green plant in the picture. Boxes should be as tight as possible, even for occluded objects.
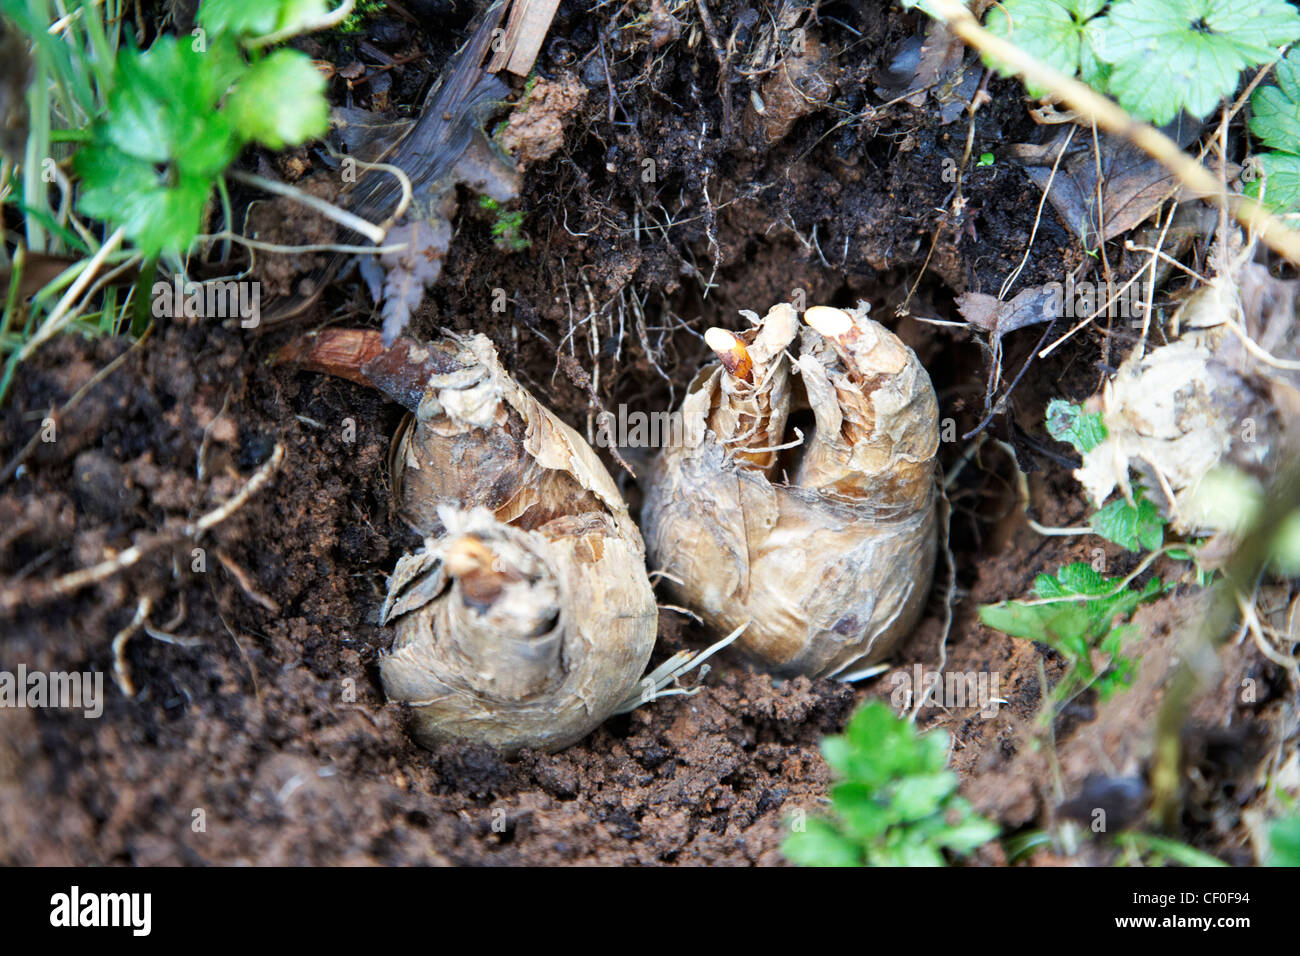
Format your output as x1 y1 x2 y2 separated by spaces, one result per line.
1246 47 1300 213
1046 399 1168 552
0 0 339 404
982 0 1300 125
70 0 332 256
478 195 531 252
978 151 996 166
337 0 385 33
979 562 1161 701
782 701 998 867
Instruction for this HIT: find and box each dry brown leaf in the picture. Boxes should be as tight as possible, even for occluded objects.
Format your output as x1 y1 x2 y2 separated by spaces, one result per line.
1009 118 1201 245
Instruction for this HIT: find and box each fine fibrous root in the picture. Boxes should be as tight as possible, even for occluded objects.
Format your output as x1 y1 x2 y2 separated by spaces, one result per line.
0 443 286 617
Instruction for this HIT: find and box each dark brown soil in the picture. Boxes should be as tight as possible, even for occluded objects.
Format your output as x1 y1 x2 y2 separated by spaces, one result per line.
1 0 1293 866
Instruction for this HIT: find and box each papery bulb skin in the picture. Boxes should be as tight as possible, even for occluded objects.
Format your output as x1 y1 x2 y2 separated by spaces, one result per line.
644 303 938 679
283 329 658 754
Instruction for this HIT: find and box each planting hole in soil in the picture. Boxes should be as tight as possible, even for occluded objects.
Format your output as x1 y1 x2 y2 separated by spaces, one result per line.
1 0 1299 875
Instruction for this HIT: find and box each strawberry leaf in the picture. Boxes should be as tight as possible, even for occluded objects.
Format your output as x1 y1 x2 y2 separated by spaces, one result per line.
1095 0 1300 125
985 0 1110 97
1046 398 1107 454
1090 492 1166 552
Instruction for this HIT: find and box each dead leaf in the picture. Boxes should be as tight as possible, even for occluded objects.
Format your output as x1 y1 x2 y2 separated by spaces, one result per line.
876 20 979 125
378 220 453 345
1009 117 1201 246
956 285 1059 339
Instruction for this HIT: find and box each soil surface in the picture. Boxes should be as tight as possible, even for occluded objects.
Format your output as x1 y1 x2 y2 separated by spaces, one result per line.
1 0 1293 865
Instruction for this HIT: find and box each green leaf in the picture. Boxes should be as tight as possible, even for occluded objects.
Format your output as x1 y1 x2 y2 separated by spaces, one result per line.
226 49 328 149
782 818 861 867
102 65 170 164
890 836 946 867
898 0 943 19
1045 561 1109 596
1245 152 1300 213
75 146 213 257
893 772 959 822
985 0 1109 98
101 37 242 175
1096 623 1139 698
937 811 1002 856
978 599 1067 644
199 0 330 38
830 782 894 841
1249 49 1300 154
1268 816 1300 866
1046 398 1107 454
198 0 281 38
1090 492 1166 552
72 36 244 254
840 701 920 786
277 0 330 34
1095 0 1300 125
784 701 997 867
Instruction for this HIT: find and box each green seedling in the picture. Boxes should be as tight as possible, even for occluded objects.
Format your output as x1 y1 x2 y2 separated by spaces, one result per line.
478 195 531 252
1 0 340 403
783 701 998 867
72 0 332 256
979 562 1161 702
